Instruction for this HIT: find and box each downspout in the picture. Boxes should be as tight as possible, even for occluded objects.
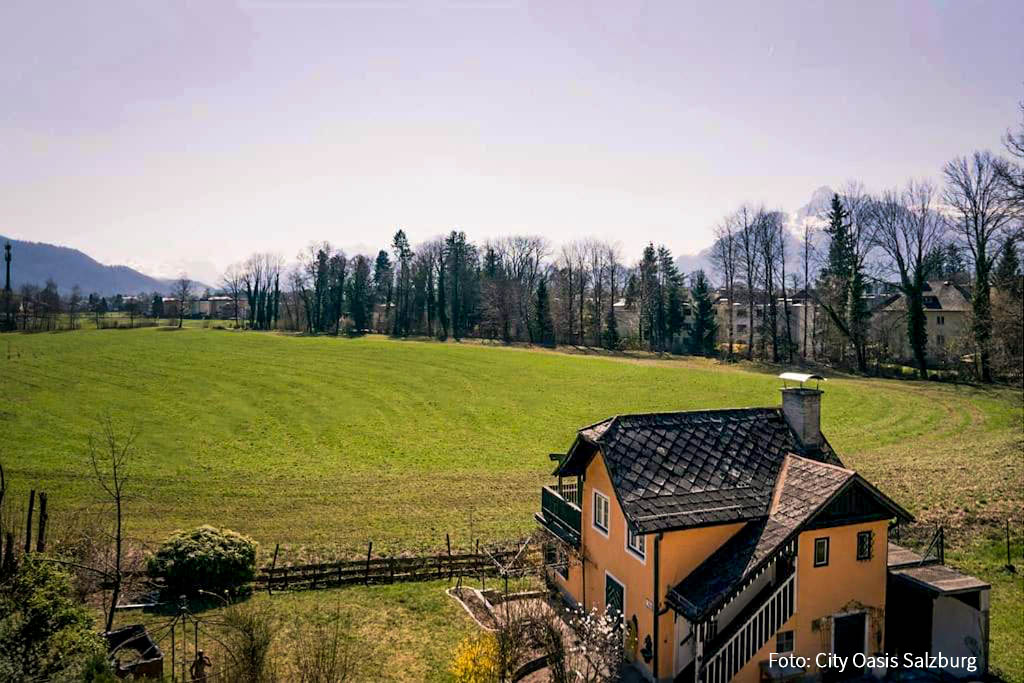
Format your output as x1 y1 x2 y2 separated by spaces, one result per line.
652 531 664 681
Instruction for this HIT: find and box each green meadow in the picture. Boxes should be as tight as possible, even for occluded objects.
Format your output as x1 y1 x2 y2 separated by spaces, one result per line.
2 328 1021 680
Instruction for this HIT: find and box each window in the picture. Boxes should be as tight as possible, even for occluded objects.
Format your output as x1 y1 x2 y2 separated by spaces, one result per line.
626 527 645 560
814 537 830 567
936 334 945 346
937 315 945 326
776 630 794 653
857 530 874 561
593 491 610 534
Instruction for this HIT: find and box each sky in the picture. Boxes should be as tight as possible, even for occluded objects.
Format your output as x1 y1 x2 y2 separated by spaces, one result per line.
1 1 1021 284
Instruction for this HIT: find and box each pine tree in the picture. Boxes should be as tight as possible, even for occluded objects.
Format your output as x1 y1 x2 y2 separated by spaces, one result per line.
943 242 967 278
994 237 1021 297
345 255 373 333
535 276 556 346
372 250 393 332
688 270 718 356
638 244 659 348
824 195 852 283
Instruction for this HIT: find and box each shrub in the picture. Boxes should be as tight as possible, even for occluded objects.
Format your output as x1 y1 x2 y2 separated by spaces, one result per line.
0 558 107 681
289 603 363 682
148 525 258 596
221 601 278 683
450 633 499 683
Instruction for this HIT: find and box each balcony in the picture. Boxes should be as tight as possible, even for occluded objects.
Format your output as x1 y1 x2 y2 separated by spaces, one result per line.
536 485 582 549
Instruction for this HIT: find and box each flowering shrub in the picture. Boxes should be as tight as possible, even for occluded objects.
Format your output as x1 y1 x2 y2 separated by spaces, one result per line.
148 525 257 596
450 633 499 683
566 606 624 683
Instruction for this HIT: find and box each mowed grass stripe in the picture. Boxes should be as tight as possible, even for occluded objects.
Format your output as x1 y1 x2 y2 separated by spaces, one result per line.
1 328 1019 553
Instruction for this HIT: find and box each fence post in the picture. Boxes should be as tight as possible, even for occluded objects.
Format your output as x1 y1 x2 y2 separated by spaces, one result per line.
446 533 453 581
364 541 373 586
389 557 395 584
24 490 35 554
268 544 280 596
338 558 343 586
35 492 48 553
1006 519 1013 569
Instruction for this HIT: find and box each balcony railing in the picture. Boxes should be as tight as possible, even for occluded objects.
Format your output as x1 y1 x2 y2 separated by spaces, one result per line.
537 485 582 549
701 572 796 683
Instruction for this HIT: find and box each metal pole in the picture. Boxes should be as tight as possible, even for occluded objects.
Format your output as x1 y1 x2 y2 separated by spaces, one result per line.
171 620 176 682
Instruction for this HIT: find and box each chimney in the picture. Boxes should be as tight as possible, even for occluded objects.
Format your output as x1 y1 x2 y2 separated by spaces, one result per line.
778 373 825 449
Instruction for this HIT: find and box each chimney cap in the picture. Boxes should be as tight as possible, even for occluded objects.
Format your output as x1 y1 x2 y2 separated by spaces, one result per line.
779 372 825 390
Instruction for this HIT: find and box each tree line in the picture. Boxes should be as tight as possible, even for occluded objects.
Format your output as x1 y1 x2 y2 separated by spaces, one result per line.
4 103 1021 382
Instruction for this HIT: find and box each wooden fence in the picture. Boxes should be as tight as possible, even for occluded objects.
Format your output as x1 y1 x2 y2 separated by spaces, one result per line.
257 547 540 591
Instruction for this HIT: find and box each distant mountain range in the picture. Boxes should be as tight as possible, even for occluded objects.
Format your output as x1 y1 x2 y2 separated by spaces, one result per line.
4 186 842 296
0 235 209 295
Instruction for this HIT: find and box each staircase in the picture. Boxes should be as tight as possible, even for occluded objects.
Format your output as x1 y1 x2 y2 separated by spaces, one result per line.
700 572 796 683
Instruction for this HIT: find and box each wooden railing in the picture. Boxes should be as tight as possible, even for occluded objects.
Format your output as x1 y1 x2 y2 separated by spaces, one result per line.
538 486 582 548
702 572 796 683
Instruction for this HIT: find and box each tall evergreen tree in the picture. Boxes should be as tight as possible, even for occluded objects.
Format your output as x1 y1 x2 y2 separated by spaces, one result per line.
688 270 718 356
372 250 393 332
816 194 869 371
638 244 659 348
535 276 556 346
345 255 373 333
391 230 414 336
824 195 852 283
994 236 1021 297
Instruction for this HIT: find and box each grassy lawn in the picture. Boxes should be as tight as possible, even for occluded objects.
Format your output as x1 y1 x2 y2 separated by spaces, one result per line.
111 579 488 682
2 328 1021 680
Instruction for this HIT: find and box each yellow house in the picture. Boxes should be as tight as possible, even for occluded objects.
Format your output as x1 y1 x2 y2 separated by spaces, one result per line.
536 374 915 683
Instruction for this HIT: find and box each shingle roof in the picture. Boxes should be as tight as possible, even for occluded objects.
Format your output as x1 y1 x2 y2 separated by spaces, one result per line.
665 455 854 620
881 280 971 313
557 408 842 534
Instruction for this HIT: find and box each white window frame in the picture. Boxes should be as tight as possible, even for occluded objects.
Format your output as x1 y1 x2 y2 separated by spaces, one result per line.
625 526 646 563
592 490 610 536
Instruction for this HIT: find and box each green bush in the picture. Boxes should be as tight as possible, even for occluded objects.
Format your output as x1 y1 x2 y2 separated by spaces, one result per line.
148 525 258 596
0 558 107 681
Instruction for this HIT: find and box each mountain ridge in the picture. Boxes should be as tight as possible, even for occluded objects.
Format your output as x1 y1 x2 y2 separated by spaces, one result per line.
0 235 209 295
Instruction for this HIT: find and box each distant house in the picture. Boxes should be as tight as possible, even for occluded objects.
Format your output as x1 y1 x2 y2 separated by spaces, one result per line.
161 297 180 317
873 281 971 363
195 295 239 318
537 374 989 682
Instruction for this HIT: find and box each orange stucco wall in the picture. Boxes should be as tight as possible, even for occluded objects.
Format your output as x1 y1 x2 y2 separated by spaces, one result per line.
656 522 745 678
565 452 744 680
792 519 889 673
580 454 655 667
728 519 890 683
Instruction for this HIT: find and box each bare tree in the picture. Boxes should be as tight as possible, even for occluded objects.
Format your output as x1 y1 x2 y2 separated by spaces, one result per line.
871 181 946 379
67 285 83 330
240 253 285 330
995 100 1024 212
943 151 1018 382
222 263 244 328
172 275 194 329
799 220 816 359
736 205 762 360
87 417 137 632
713 215 739 359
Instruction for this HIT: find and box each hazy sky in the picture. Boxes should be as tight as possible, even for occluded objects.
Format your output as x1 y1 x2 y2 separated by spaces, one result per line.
2 1 1021 283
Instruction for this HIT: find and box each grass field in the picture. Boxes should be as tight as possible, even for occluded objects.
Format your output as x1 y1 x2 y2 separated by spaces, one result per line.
2 328 1022 680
